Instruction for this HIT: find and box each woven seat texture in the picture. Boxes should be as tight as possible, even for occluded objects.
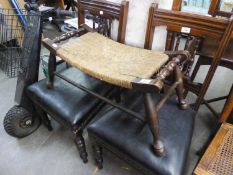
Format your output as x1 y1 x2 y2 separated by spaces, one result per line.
56 32 169 88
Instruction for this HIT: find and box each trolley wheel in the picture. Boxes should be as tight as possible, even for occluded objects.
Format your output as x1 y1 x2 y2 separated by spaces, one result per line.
3 106 41 138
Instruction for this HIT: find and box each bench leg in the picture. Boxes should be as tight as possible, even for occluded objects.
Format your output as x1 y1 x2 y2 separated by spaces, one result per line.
34 105 53 131
93 144 103 169
47 53 56 89
144 93 165 157
74 131 88 163
175 66 189 110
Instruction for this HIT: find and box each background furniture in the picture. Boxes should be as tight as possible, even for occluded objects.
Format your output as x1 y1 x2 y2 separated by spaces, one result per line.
219 85 233 123
194 123 233 175
157 0 233 114
208 0 233 17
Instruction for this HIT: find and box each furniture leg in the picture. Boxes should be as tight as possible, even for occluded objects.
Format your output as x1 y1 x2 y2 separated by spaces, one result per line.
219 84 233 123
184 56 201 97
47 53 56 89
93 144 103 169
165 31 175 51
175 66 189 110
193 61 219 111
144 93 165 157
74 131 88 163
34 105 53 131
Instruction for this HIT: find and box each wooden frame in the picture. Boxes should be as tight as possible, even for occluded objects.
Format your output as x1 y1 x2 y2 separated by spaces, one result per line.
208 0 233 17
172 0 233 17
77 0 129 44
172 0 182 11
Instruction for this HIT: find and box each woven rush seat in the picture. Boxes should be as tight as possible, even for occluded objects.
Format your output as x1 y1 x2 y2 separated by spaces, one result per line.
55 32 169 89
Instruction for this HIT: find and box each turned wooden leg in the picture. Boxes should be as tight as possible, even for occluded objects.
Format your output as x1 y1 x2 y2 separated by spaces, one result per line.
34 105 53 131
47 53 56 89
144 93 165 157
74 131 88 163
93 144 103 169
175 66 189 110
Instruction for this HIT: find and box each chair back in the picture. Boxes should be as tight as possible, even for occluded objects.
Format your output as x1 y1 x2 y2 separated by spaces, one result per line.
145 3 233 66
208 0 233 18
77 0 129 43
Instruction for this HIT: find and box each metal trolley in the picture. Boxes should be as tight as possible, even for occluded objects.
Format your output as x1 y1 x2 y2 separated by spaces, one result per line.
0 8 40 78
3 2 75 138
2 7 43 138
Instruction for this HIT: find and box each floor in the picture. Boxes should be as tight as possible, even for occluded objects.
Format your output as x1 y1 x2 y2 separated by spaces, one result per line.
0 25 233 175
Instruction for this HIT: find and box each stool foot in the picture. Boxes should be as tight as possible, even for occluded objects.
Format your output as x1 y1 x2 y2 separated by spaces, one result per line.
179 101 189 110
153 140 165 157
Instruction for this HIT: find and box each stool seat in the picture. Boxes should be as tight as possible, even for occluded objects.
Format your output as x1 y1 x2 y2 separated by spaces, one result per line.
88 92 196 175
52 32 169 89
27 67 113 129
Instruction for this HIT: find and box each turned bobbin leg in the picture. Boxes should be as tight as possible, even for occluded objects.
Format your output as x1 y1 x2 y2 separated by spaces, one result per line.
93 144 103 169
175 66 189 110
47 53 56 89
74 131 88 163
144 93 165 157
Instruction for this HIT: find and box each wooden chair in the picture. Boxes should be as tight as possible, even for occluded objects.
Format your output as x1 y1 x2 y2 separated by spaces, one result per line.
26 0 129 164
208 0 233 18
77 0 128 43
152 0 232 111
194 123 233 175
172 0 233 17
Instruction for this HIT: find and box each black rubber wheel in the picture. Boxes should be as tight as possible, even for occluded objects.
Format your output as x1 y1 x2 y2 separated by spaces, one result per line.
3 106 41 138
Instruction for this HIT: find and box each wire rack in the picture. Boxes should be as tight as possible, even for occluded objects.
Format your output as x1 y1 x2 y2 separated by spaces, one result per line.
0 8 40 78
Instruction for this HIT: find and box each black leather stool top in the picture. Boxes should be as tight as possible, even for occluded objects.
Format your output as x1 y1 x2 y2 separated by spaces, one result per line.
27 68 113 129
88 92 196 175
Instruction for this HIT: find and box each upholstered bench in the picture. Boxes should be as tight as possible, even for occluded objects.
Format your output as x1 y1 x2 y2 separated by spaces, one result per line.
27 67 114 163
88 91 196 175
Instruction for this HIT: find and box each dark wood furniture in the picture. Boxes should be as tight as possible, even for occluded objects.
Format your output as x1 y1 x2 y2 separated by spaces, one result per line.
26 0 129 164
77 0 128 43
151 2 233 112
220 85 233 123
194 123 233 175
172 0 233 17
172 0 182 11
208 0 233 17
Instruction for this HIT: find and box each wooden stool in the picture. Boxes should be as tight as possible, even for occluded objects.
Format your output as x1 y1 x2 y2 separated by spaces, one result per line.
194 123 233 175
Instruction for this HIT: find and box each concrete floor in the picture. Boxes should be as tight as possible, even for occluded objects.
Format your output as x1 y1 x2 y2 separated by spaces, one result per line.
0 25 232 175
